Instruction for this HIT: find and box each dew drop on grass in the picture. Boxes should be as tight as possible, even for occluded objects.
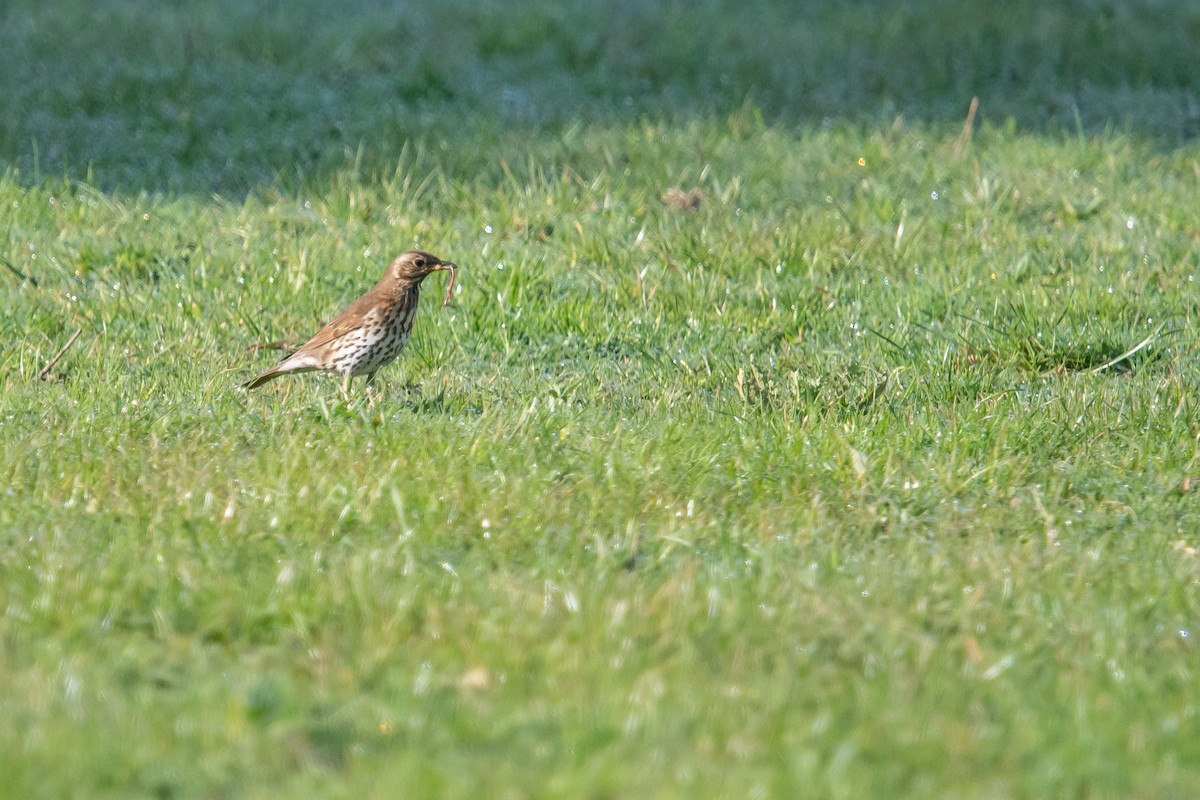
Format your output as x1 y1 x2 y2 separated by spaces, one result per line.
414 663 433 695
484 224 493 234
982 655 1015 681
930 190 940 200
64 673 82 703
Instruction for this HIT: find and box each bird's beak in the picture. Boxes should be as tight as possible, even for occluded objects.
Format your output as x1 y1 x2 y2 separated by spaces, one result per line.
433 260 457 272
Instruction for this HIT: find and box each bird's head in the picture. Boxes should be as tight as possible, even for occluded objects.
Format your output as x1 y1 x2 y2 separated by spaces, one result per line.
388 250 456 283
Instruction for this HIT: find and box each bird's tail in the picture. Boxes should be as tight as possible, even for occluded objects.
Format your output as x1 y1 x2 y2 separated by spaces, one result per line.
243 368 284 390
244 350 322 390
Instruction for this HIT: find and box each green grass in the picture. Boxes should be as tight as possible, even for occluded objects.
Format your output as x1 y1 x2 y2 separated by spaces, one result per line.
3 1 1200 798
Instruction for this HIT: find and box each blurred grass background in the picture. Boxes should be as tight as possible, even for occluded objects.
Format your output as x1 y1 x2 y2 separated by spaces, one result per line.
1 0 1197 193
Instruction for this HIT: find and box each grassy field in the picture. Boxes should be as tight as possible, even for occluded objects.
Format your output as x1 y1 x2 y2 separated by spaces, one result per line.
3 0 1200 797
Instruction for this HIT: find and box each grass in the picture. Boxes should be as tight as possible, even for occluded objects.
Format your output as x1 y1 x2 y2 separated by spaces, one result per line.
2 0 1200 797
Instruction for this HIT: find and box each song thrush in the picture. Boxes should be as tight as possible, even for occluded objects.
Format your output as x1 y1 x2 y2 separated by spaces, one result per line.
244 250 457 399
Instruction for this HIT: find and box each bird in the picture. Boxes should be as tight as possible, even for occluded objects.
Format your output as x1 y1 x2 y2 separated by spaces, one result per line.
244 250 457 400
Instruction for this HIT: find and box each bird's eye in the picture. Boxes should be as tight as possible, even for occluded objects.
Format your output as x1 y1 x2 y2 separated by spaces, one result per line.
413 258 426 268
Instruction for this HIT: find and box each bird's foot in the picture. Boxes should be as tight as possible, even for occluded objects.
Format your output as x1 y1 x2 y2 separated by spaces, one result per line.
365 383 382 408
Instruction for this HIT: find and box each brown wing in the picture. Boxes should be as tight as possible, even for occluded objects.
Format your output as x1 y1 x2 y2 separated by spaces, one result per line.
292 289 385 353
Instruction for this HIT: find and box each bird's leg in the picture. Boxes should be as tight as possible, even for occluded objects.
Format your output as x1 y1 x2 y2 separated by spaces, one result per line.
340 373 351 404
364 371 379 406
